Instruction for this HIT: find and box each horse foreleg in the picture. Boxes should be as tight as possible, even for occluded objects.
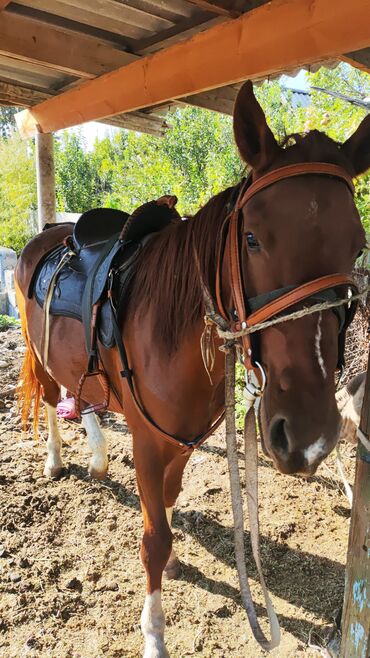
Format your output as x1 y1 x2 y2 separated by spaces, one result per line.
44 403 64 478
81 412 108 480
163 453 189 580
135 442 172 658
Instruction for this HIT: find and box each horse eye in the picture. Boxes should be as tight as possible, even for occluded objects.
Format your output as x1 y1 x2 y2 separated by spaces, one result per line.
246 232 260 250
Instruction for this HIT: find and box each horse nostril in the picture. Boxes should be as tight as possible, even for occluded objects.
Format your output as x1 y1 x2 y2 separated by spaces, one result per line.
270 418 290 458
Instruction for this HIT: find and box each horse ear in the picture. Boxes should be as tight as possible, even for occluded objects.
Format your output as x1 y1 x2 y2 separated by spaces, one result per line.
341 114 370 176
233 80 280 171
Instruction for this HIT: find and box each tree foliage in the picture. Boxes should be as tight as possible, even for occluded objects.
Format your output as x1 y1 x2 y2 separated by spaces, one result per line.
0 107 18 139
0 63 368 255
0 133 36 253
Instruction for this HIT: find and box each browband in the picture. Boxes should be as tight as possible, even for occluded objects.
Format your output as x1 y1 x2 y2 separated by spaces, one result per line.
238 162 355 209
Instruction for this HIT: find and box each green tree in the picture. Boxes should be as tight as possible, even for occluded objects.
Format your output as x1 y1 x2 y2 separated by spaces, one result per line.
0 107 18 139
0 132 36 253
55 130 101 212
306 65 370 233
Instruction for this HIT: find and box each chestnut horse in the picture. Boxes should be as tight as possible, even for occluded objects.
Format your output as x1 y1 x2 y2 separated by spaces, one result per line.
15 82 368 657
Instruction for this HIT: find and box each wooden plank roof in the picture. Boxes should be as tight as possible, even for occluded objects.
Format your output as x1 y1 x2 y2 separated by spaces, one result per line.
0 0 369 136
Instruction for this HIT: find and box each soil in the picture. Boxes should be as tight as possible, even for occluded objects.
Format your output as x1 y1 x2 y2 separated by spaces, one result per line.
0 326 365 658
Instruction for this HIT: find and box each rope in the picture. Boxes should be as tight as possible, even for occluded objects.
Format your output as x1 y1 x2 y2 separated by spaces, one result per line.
216 285 370 340
224 347 280 651
335 444 353 506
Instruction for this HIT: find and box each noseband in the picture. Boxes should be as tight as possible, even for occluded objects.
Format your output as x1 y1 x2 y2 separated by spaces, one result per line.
216 162 359 382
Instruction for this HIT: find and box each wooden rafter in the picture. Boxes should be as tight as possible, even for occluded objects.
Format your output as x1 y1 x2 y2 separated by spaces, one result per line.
16 0 370 138
0 80 51 106
0 80 169 136
184 0 239 18
342 47 370 73
0 13 137 79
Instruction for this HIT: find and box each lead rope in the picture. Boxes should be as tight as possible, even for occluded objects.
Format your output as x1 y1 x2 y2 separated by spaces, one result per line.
225 346 280 651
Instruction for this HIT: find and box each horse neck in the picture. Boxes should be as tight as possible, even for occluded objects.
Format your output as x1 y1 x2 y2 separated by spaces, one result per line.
128 185 237 358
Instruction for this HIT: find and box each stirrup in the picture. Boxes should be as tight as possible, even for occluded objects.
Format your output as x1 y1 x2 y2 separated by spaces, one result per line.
75 369 110 417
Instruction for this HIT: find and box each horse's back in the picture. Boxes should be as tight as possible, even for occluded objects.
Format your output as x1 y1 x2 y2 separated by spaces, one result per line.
15 223 73 298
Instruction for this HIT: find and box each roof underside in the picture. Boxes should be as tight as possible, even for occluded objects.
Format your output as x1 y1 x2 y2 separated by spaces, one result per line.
0 0 369 136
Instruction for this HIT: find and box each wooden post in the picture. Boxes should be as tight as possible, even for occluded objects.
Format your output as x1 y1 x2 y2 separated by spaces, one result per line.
35 132 56 231
340 352 370 658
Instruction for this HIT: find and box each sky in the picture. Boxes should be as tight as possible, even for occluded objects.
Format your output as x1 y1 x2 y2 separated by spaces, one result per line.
76 69 309 150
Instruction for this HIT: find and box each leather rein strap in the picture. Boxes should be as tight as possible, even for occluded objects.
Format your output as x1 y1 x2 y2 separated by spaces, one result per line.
225 162 357 372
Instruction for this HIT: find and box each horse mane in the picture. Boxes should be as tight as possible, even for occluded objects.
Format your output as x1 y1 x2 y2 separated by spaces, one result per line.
126 128 351 356
126 184 240 355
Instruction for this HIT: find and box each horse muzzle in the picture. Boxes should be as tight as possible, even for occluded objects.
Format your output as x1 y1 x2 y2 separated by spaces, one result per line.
263 412 341 476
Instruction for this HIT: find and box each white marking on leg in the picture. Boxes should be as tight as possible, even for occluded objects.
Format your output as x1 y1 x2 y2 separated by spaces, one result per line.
304 437 326 466
44 403 64 478
141 590 169 658
81 413 108 478
314 312 327 379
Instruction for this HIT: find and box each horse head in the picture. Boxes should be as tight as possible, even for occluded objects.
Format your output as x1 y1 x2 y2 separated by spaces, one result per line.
232 81 369 476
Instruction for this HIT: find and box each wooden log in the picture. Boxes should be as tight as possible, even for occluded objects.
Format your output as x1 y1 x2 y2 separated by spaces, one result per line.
15 0 370 137
35 133 56 230
340 351 370 658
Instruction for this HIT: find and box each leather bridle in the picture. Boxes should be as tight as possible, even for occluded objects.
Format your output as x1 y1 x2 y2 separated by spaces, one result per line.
215 162 359 382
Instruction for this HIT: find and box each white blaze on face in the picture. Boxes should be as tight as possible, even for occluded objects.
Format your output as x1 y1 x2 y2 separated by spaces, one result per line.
304 437 327 466
141 590 169 658
314 312 327 379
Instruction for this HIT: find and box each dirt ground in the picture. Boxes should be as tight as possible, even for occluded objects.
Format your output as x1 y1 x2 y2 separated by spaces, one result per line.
0 326 365 658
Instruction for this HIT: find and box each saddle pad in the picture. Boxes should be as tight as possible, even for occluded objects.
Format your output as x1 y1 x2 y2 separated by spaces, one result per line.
34 245 90 322
33 235 153 349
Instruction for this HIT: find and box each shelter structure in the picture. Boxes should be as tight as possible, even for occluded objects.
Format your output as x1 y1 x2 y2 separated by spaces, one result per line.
0 1 369 656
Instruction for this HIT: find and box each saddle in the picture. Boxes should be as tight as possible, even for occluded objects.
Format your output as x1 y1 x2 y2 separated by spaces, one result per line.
33 196 181 407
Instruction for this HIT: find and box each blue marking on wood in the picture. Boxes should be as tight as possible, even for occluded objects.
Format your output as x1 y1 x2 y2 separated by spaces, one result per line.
350 622 365 651
352 579 368 612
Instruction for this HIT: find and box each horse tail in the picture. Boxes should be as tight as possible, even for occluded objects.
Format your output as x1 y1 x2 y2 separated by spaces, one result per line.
15 282 42 437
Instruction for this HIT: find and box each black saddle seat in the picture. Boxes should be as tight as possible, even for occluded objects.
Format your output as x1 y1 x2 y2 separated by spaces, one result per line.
73 208 129 250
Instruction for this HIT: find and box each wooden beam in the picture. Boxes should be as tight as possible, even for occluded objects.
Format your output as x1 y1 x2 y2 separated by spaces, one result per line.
340 353 370 658
0 81 168 136
0 80 51 106
100 112 168 136
14 0 168 40
183 0 239 18
181 86 238 114
16 0 370 138
0 13 137 79
342 47 370 75
35 133 56 228
134 14 223 55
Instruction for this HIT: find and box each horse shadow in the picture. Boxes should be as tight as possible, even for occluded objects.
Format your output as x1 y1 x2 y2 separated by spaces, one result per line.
172 507 344 639
67 464 344 644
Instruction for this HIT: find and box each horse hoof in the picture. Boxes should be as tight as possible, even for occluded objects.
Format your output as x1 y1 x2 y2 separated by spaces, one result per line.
88 466 108 480
163 557 181 580
43 464 63 479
